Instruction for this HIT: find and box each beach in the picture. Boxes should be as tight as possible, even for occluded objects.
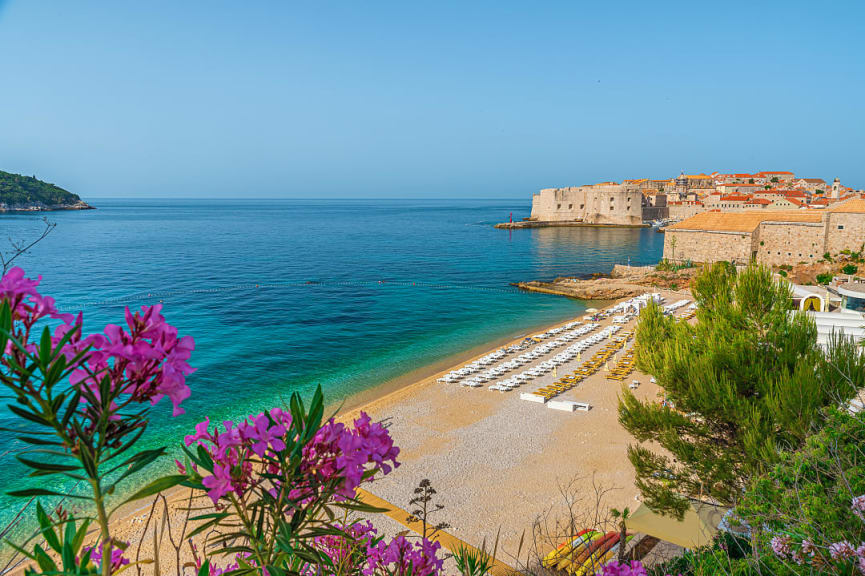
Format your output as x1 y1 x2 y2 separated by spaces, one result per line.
4 288 689 575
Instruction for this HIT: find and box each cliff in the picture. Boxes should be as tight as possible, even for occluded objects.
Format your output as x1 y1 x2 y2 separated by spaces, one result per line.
0 170 94 211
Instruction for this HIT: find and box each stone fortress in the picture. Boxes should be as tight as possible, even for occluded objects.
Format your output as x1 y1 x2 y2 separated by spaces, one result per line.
528 183 643 226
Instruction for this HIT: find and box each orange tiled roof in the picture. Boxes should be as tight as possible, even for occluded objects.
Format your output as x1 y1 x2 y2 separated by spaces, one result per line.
719 194 751 201
667 210 823 233
827 198 865 214
758 171 794 176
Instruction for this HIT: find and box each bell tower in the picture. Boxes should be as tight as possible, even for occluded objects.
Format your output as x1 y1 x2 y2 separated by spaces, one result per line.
832 177 841 199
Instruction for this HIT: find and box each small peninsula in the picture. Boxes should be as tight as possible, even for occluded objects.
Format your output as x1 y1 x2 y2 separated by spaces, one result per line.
0 170 94 212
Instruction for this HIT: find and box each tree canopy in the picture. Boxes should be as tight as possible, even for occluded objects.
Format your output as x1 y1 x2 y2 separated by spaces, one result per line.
0 170 82 207
619 263 865 517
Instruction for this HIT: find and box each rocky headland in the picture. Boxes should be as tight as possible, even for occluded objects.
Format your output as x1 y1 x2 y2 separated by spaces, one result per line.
0 170 94 212
513 264 699 300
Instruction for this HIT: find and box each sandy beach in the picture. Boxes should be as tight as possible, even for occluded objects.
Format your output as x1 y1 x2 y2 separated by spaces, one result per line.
4 289 691 575
338 290 689 568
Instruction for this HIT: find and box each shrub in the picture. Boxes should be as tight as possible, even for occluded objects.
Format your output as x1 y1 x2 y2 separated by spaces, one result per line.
0 267 445 576
823 252 834 262
778 269 787 277
816 272 834 285
841 264 858 275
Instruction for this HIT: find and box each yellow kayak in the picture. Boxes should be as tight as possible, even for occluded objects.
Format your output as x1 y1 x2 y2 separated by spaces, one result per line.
573 534 634 576
555 531 603 571
541 530 598 569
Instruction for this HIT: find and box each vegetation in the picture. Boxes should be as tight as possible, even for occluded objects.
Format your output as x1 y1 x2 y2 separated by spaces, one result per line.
0 170 83 208
645 410 865 575
1 268 446 576
842 263 859 275
655 258 693 272
817 272 834 285
619 263 864 518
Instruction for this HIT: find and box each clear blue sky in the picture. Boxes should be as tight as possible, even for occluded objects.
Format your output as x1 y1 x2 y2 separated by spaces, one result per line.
0 1 863 199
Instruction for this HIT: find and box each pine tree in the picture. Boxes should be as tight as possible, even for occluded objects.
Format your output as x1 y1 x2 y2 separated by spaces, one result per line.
619 263 865 518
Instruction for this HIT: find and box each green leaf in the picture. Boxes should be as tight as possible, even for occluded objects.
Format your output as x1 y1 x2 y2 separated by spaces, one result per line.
33 544 58 573
198 559 211 576
119 474 186 506
16 455 80 474
36 503 61 552
186 516 224 539
0 301 10 356
6 404 52 426
77 441 98 479
7 488 88 499
38 326 52 372
71 518 91 553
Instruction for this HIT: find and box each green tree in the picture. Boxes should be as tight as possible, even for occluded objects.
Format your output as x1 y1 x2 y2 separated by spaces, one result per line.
618 263 864 517
841 263 858 275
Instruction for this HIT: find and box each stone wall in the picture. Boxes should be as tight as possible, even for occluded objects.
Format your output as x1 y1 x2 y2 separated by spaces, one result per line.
753 221 826 266
668 203 705 220
530 185 643 225
663 229 753 264
824 212 865 254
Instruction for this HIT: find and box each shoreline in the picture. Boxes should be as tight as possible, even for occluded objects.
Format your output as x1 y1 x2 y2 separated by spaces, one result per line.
332 305 614 420
494 220 648 229
3 294 643 574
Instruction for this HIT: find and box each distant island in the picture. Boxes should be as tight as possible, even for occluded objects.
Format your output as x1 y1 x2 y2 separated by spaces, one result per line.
0 170 93 212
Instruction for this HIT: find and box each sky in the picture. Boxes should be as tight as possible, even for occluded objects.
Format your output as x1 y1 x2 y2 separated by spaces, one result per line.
0 1 863 199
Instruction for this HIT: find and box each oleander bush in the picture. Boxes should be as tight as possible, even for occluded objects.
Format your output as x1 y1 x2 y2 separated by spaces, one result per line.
0 267 446 576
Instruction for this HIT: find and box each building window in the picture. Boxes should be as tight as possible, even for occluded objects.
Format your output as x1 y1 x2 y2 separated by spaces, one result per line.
626 206 630 211
568 204 573 209
610 197 614 202
579 204 584 209
610 206 614 211
838 225 845 230
557 204 561 209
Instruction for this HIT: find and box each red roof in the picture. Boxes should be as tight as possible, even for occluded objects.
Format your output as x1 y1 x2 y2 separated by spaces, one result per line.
758 171 794 175
747 198 772 205
719 195 751 202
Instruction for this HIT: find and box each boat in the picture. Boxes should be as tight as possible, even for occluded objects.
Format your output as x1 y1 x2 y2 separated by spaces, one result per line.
541 529 596 568
555 531 605 571
549 531 603 571
573 534 634 576
564 532 617 574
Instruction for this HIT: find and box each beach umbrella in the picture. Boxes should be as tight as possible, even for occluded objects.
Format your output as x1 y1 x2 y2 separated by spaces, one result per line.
626 501 729 549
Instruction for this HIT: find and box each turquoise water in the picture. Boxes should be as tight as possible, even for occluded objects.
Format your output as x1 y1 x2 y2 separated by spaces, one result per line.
0 199 663 527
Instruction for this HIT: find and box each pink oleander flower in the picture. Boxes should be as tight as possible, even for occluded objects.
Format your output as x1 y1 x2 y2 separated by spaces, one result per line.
84 542 130 571
364 535 443 576
771 535 793 558
829 540 856 561
313 521 378 573
853 495 865 521
0 267 72 326
601 560 648 576
71 303 195 416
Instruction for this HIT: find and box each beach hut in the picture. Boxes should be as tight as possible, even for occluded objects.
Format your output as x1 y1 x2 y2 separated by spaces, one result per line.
625 501 729 549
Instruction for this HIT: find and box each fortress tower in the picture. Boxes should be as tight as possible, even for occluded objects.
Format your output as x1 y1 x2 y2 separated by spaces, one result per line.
832 177 841 199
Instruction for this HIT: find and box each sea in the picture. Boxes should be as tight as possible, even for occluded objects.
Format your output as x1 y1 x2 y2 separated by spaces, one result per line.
0 198 663 531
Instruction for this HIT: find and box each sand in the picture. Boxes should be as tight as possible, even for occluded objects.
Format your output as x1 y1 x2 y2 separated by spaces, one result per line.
4 288 692 575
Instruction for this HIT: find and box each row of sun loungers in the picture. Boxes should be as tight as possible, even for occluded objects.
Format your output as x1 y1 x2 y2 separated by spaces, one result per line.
438 322 600 387
525 327 634 401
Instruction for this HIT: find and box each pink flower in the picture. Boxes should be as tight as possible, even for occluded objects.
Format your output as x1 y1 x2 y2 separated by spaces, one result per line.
829 540 856 561
364 535 443 576
202 463 234 504
84 542 130 571
853 495 865 521
241 413 287 457
771 536 792 558
601 560 648 576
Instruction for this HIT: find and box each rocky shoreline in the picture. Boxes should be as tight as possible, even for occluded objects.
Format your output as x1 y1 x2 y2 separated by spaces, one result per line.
513 264 698 300
495 220 648 229
0 200 95 212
